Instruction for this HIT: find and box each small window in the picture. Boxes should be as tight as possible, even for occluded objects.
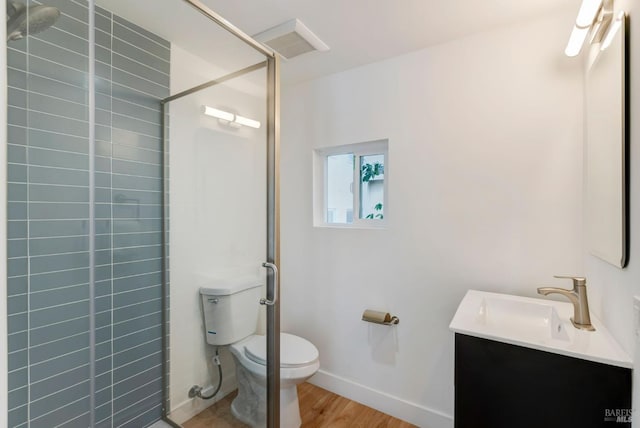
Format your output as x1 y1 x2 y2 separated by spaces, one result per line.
314 140 388 227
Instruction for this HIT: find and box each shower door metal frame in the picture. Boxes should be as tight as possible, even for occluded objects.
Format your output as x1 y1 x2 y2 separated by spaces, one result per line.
160 2 281 427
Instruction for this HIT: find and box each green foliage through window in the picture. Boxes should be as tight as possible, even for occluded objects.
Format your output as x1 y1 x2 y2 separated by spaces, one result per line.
365 203 383 219
361 162 384 219
361 162 384 182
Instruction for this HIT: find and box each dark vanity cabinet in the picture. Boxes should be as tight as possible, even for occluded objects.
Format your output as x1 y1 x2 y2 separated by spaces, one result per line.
454 334 632 428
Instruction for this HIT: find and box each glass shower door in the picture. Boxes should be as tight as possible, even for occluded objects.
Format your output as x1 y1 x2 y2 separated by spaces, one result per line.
163 62 275 426
144 1 281 426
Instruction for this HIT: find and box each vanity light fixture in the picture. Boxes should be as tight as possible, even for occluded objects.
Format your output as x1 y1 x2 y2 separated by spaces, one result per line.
600 10 624 51
202 106 234 121
565 0 603 57
233 115 261 129
202 105 261 129
565 26 591 57
576 0 603 27
564 0 625 57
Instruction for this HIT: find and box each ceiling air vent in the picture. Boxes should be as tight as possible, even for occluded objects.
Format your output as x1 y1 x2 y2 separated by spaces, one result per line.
253 19 329 60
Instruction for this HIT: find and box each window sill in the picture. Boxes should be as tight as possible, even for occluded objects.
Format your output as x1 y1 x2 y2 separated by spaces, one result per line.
314 222 387 230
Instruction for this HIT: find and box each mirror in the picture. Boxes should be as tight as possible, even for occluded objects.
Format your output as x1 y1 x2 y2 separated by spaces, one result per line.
585 13 628 268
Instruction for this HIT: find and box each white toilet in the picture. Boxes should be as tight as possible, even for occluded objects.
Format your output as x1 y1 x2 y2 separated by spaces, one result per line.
200 278 319 428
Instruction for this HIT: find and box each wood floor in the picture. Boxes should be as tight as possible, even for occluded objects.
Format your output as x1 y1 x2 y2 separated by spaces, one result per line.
297 383 416 428
182 382 416 428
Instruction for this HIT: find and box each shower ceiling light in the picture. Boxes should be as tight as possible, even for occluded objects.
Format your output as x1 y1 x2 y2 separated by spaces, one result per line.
202 105 261 129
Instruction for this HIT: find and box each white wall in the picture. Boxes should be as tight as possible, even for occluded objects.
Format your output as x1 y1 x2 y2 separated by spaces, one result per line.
168 45 266 423
582 1 640 425
280 10 583 427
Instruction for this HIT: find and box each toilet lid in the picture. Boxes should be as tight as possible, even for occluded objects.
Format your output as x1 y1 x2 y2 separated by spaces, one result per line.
244 333 319 368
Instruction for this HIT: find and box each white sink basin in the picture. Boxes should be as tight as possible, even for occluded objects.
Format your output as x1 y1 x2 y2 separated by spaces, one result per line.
450 290 631 368
475 294 570 342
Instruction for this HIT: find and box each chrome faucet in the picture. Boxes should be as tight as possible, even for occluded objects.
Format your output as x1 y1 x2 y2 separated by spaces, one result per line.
537 275 595 331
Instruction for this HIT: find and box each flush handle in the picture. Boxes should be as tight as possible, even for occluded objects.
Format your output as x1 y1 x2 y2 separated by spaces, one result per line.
260 262 278 306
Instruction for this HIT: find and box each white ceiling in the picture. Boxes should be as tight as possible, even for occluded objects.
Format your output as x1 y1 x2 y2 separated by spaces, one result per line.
201 0 578 83
102 0 579 85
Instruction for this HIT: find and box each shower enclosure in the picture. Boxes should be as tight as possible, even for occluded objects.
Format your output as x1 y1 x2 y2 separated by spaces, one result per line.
4 0 280 426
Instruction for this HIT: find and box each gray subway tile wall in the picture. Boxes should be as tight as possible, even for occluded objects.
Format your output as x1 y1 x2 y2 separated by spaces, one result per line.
7 1 169 427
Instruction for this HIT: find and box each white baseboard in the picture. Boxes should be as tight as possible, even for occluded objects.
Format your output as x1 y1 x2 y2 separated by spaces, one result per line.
168 373 237 424
308 369 453 428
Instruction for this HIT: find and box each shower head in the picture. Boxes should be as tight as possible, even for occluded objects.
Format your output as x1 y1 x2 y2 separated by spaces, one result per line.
7 2 60 42
7 1 26 18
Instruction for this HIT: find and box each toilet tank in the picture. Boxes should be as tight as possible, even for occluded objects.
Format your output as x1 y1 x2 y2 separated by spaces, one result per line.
200 277 263 346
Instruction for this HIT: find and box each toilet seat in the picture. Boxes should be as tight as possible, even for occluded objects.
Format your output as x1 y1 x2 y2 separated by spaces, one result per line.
244 333 319 368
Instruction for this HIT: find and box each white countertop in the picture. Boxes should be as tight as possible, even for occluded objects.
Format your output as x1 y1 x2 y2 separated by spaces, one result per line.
449 290 632 369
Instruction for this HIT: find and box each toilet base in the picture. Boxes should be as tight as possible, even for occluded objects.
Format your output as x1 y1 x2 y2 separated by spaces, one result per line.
230 359 302 428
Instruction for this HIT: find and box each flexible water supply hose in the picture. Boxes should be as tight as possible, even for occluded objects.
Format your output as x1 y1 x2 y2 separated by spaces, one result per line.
190 347 223 400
